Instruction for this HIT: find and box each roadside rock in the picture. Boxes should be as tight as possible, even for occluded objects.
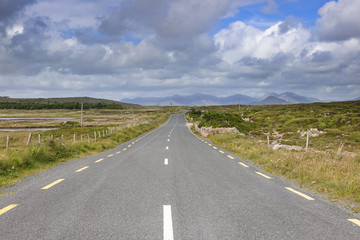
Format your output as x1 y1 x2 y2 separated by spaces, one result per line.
187 122 245 137
299 128 326 137
272 144 303 151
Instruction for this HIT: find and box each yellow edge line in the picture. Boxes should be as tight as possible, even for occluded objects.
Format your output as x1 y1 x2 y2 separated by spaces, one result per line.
285 187 314 200
213 147 217 149
219 150 224 154
128 145 132 147
123 148 127 151
107 154 114 157
348 219 360 227
0 204 18 216
227 155 235 159
75 166 89 172
116 151 121 154
256 172 272 179
238 162 249 168
95 158 104 163
41 179 65 190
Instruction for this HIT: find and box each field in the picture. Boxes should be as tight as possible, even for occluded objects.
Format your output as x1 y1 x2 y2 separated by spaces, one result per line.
0 107 172 188
186 100 360 212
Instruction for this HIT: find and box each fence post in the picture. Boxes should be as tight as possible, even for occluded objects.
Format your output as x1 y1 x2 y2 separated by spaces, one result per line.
306 130 310 151
94 132 97 142
337 142 344 155
74 134 76 143
6 135 9 149
103 130 105 137
81 136 83 142
61 134 64 144
267 134 270 147
27 133 32 146
38 134 41 145
98 131 101 138
87 134 90 144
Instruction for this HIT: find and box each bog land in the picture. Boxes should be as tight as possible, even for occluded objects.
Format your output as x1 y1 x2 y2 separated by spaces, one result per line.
0 106 172 189
186 100 360 212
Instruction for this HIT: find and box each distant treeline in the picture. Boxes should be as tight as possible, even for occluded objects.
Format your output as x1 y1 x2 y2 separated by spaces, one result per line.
0 102 124 110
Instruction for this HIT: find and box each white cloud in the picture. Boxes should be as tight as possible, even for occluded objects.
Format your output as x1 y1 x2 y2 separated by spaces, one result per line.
0 0 359 101
317 0 360 41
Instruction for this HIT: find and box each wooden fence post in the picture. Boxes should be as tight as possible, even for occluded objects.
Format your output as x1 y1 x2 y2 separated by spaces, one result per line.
27 133 32 146
38 134 41 145
267 134 270 147
306 130 310 151
98 131 101 138
81 136 83 142
94 132 97 142
74 134 76 143
61 134 64 144
6 135 9 149
87 134 90 144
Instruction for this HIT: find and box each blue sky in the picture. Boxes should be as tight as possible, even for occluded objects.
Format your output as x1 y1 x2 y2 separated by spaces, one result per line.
0 0 359 101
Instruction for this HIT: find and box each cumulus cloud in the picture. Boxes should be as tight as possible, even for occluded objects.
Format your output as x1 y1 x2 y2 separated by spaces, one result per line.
0 0 359 101
317 0 360 41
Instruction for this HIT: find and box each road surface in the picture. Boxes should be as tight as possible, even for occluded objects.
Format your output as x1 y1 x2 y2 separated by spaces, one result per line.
1 113 360 239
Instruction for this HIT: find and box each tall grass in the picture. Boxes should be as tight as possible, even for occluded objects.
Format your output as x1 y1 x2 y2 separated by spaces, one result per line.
205 132 360 212
0 116 168 188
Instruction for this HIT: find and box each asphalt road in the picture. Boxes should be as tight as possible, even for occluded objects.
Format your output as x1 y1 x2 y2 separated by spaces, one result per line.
1 113 360 239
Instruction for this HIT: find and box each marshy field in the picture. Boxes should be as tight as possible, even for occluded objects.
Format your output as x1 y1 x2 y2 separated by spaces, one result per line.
187 100 360 212
0 107 171 189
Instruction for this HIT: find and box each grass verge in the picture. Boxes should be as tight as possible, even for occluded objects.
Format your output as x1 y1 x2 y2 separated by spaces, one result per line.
0 115 168 189
199 130 360 213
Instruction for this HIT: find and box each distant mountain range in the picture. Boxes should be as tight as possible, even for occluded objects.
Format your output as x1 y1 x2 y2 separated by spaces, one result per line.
0 96 138 107
122 92 323 106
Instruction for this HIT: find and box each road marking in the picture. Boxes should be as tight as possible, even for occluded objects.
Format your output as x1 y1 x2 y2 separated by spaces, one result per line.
168 139 170 142
123 148 127 151
128 145 132 147
41 179 65 189
0 204 18 216
75 166 89 172
238 162 249 168
107 154 114 157
285 187 314 200
116 151 121 154
256 172 272 179
219 150 224 154
213 146 217 149
163 205 174 240
208 144 212 146
227 155 234 159
132 142 135 144
164 158 168 165
348 219 360 227
95 158 104 163
204 141 208 144
166 146 169 150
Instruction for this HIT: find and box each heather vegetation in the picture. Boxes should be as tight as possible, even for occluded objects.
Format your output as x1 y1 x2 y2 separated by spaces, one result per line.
187 100 360 212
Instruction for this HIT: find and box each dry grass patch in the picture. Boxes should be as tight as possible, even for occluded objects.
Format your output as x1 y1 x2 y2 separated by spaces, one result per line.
205 132 360 212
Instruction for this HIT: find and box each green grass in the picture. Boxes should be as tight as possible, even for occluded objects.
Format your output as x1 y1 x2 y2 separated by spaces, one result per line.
186 100 360 212
0 114 169 188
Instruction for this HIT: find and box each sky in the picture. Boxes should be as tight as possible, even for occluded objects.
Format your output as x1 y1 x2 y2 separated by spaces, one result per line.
0 0 359 101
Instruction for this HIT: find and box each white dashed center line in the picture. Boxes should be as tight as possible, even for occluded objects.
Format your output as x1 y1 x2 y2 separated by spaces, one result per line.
164 158 168 165
163 205 174 240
